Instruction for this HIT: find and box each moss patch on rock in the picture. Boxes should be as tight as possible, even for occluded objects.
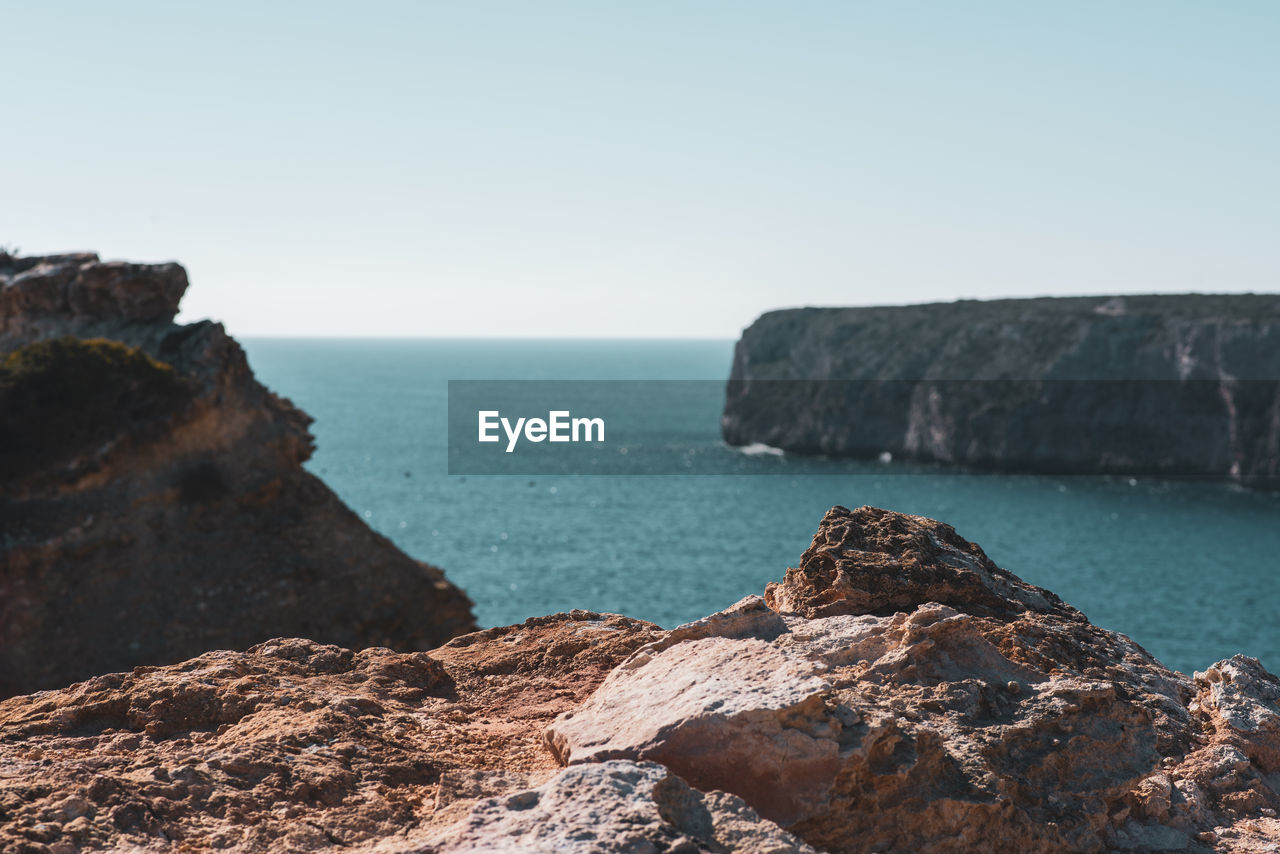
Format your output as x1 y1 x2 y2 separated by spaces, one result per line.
0 336 193 481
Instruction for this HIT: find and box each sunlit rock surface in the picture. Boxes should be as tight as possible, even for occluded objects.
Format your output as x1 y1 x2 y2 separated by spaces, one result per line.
3 505 1278 852
549 507 1280 853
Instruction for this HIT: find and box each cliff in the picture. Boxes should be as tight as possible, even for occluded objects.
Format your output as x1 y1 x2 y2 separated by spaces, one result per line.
2 506 1278 853
0 251 475 698
722 296 1280 481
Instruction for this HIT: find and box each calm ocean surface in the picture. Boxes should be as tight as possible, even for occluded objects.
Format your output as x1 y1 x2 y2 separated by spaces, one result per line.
241 339 1280 676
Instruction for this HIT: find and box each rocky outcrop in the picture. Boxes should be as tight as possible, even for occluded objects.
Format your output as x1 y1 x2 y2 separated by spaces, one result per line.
722 296 1280 482
0 612 714 852
3 506 1279 852
0 251 475 697
421 761 817 853
549 506 1280 853
549 508 1196 851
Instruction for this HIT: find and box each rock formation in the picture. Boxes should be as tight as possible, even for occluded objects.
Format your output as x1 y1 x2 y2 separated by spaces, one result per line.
0 251 475 698
3 506 1279 852
722 296 1280 482
0 612 801 853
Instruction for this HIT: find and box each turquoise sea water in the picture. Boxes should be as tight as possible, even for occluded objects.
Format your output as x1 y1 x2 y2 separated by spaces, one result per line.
241 339 1280 676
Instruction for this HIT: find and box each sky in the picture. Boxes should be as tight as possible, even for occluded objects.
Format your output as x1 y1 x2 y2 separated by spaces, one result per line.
3 1 1278 338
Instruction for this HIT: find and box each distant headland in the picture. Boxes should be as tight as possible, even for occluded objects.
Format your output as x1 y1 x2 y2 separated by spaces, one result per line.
723 296 1280 484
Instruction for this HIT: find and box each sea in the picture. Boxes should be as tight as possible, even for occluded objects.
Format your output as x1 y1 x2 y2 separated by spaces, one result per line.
241 338 1280 677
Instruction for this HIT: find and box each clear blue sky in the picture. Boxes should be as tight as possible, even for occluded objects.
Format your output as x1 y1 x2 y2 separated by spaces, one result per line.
3 1 1277 337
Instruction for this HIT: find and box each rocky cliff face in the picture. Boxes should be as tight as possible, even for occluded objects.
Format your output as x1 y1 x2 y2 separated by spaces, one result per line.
3 506 1278 853
722 296 1280 481
0 251 475 698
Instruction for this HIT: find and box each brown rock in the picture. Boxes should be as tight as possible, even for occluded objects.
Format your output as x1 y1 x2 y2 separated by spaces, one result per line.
0 611 661 852
764 505 1068 619
0 252 475 697
0 251 185 339
550 507 1280 853
4 503 1280 852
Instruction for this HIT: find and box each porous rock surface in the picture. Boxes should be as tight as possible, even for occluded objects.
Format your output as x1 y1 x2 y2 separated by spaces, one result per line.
418 760 817 854
549 507 1280 853
3 506 1280 853
0 612 676 853
0 251 475 697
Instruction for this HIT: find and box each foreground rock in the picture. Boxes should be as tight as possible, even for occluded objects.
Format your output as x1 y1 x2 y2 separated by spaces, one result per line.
0 612 668 852
419 761 816 854
0 251 475 697
0 614 813 852
722 296 1280 482
549 507 1280 853
3 507 1279 852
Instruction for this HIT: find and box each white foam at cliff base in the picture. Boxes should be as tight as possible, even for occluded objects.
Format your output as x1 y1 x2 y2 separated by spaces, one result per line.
737 443 785 457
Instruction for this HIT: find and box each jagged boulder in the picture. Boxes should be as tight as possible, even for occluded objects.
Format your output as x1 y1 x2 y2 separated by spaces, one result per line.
0 251 475 697
548 507 1280 853
763 504 1067 619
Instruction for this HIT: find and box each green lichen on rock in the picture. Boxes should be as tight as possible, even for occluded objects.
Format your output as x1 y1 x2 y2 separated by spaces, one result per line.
0 336 192 481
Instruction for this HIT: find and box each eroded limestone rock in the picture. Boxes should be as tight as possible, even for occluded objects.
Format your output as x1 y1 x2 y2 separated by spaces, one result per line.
548 507 1280 853
0 251 475 696
417 761 815 854
722 296 1280 483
